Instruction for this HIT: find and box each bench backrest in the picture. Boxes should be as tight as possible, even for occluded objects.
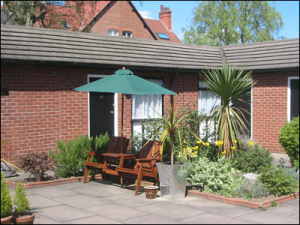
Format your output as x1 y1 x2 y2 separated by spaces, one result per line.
138 140 161 161
107 136 129 154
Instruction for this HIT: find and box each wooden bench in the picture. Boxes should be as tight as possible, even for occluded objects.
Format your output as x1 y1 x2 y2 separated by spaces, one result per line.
116 140 161 195
83 136 129 183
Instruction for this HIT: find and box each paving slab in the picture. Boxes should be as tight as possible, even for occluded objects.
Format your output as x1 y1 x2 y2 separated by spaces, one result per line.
87 203 150 221
137 201 206 220
63 215 122 224
122 214 180 224
36 205 97 223
180 212 256 224
236 207 300 224
28 195 63 209
54 195 111 209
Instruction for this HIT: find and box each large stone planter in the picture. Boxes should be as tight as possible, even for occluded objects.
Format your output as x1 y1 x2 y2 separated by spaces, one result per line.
156 162 190 200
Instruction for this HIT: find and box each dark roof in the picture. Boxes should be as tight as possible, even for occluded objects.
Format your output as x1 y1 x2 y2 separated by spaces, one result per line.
223 39 299 70
144 18 181 43
1 25 299 72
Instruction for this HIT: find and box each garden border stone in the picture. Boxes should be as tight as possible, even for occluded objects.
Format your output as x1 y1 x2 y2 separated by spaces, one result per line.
6 174 102 189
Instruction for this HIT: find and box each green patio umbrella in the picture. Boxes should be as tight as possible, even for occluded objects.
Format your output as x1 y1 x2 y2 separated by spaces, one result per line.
74 67 177 153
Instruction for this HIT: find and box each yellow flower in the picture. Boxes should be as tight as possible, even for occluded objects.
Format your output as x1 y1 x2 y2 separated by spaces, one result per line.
232 140 237 144
205 142 210 146
215 140 223 146
221 150 226 156
196 140 203 144
248 141 254 146
191 152 198 158
231 146 235 151
202 142 206 145
193 146 199 150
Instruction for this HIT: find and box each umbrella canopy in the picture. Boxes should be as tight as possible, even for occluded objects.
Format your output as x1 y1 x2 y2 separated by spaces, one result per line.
74 68 177 96
74 68 177 153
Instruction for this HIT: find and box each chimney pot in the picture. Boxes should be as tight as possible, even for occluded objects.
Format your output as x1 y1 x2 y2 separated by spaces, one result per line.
159 5 172 30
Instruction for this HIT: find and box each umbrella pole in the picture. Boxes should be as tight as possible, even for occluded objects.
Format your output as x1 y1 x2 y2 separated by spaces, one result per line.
121 93 124 154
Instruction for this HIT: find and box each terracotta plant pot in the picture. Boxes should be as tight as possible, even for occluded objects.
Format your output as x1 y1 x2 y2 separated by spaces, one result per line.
14 213 35 224
1 215 13 224
144 186 159 199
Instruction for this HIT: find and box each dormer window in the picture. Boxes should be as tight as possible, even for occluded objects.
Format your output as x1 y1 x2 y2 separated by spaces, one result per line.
123 31 132 38
156 32 169 40
108 29 118 36
60 20 71 29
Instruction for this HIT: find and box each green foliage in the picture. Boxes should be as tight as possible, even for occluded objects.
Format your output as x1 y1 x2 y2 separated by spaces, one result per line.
271 200 277 207
234 139 274 173
282 167 299 183
188 157 238 193
1 172 12 218
278 116 299 169
49 135 91 178
17 152 54 182
90 132 110 162
259 166 298 196
14 182 30 215
231 178 270 199
182 1 284 46
201 62 256 159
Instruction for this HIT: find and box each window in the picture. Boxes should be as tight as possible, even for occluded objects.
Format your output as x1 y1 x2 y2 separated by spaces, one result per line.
123 31 132 38
198 83 221 141
288 77 299 121
132 79 164 136
60 20 71 29
108 29 118 36
156 33 169 40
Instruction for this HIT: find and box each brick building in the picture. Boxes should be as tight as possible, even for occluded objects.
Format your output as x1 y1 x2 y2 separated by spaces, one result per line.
1 25 299 164
31 1 181 43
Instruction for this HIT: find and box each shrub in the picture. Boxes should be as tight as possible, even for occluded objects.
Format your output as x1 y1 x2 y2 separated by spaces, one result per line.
234 138 273 173
259 166 298 196
17 152 54 182
1 172 12 218
14 182 30 215
278 117 299 169
188 157 239 193
282 167 299 183
90 132 110 162
49 135 92 178
231 178 270 199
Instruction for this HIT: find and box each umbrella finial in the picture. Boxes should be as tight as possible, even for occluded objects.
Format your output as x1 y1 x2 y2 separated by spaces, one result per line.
122 66 126 70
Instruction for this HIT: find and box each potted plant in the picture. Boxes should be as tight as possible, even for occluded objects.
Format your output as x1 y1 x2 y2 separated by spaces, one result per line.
148 101 198 200
13 182 35 224
1 172 13 224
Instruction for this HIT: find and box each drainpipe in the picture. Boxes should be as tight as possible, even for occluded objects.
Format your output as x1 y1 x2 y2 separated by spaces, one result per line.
170 70 178 106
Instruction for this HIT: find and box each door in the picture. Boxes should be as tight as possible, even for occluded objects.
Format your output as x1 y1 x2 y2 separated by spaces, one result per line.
89 77 114 138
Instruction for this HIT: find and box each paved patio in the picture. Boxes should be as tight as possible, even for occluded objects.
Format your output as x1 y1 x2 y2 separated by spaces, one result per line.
7 179 299 224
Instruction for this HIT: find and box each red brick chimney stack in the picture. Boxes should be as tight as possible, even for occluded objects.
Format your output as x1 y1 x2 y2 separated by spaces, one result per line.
159 5 172 30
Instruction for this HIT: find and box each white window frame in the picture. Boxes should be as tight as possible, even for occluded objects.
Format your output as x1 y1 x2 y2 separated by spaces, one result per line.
123 31 132 38
287 76 299 122
198 79 253 140
87 74 118 137
108 29 119 36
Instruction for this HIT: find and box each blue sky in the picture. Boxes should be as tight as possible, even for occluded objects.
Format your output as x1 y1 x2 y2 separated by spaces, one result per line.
132 1 299 41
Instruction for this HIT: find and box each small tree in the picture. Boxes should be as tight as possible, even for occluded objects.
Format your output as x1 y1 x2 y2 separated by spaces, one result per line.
14 182 30 216
201 62 256 159
1 172 12 218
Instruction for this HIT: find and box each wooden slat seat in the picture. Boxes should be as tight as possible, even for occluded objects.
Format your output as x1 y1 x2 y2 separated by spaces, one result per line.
83 136 129 183
116 140 161 195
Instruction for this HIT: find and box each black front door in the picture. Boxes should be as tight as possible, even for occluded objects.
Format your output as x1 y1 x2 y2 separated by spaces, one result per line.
89 77 114 138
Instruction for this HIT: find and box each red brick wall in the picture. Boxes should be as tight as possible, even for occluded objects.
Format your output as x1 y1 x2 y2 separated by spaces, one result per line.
2 62 298 164
89 1 154 39
252 71 299 153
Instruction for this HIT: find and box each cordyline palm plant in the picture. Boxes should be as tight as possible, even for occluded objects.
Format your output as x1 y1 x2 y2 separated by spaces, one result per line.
146 97 199 165
201 62 256 159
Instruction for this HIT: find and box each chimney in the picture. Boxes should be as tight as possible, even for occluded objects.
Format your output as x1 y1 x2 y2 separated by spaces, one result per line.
159 5 172 30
